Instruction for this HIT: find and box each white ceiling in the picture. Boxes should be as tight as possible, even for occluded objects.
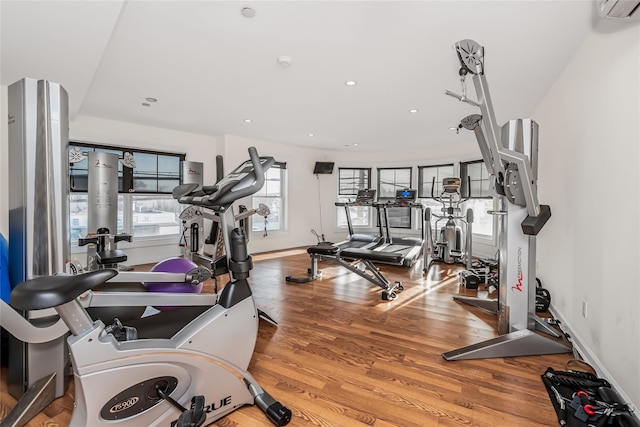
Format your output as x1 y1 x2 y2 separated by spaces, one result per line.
1 1 597 152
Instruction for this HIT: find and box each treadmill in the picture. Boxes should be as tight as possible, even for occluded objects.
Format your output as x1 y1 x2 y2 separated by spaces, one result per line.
286 189 405 300
370 189 426 267
334 189 383 248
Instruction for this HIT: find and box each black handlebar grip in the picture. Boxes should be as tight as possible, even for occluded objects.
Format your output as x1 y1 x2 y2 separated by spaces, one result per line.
114 234 132 243
247 147 265 189
190 223 199 253
78 237 99 246
216 155 224 183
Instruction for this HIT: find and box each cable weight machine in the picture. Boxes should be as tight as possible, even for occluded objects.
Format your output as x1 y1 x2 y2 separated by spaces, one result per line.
442 39 570 360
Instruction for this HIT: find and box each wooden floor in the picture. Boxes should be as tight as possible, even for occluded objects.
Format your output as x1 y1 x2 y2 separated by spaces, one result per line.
0 249 575 426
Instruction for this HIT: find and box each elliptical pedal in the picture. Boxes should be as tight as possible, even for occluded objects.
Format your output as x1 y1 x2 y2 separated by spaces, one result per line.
171 396 206 427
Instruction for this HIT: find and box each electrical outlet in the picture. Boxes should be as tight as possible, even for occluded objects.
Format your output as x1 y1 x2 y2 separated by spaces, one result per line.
582 301 588 319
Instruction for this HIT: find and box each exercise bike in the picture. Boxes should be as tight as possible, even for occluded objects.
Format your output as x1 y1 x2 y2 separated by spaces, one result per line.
425 177 473 271
7 147 292 427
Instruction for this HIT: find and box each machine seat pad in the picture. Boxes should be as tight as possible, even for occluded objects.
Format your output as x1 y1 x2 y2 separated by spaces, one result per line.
10 269 118 311
340 248 404 264
96 250 128 265
307 243 339 256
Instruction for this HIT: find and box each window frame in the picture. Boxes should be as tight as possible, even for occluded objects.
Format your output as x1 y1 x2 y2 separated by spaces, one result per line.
251 161 288 235
417 163 456 233
69 141 185 195
377 167 413 229
459 159 496 243
417 163 455 199
68 142 186 251
336 168 374 230
338 167 371 196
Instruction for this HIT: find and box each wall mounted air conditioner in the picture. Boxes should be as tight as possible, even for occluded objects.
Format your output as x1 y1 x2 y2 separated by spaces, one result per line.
598 0 640 18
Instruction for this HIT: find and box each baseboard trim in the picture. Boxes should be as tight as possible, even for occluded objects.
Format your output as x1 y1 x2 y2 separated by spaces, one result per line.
549 304 638 417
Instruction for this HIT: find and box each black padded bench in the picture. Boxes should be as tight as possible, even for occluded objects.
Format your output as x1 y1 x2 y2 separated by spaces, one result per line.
307 243 339 256
340 247 404 265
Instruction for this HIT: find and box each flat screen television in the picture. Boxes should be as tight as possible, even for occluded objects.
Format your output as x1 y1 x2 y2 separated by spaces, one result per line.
313 161 334 174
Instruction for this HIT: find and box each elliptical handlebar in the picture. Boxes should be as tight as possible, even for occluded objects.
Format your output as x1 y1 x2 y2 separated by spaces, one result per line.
462 176 471 202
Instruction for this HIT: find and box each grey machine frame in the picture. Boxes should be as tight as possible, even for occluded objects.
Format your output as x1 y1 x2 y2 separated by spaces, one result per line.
442 40 571 360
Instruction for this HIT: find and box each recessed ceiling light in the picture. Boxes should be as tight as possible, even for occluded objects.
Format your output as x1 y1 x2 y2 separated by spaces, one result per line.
145 97 158 103
142 103 150 107
409 109 418 113
308 133 314 137
345 80 357 86
353 143 359 146
244 119 252 123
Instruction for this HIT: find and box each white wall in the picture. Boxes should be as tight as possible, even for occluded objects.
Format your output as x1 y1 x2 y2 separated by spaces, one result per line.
534 24 640 408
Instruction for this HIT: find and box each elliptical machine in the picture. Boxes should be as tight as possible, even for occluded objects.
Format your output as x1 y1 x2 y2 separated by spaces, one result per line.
7 147 292 426
425 177 473 271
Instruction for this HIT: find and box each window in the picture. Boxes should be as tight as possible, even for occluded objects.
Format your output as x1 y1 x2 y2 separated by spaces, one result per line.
377 167 412 228
132 195 182 237
69 142 185 245
69 194 125 242
337 168 372 229
418 164 455 199
418 164 455 231
338 168 371 196
252 162 287 233
460 160 494 238
132 152 181 193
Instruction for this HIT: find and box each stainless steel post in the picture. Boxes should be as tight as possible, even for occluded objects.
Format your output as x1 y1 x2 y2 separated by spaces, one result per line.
7 78 70 399
87 151 119 235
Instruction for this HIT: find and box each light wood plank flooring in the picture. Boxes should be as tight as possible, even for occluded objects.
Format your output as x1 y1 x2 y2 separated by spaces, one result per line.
1 249 574 426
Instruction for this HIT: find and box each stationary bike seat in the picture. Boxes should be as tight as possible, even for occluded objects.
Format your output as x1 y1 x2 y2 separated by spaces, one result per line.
11 269 118 311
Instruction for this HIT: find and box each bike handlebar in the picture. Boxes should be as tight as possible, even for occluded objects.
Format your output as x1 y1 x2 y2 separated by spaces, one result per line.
206 147 272 208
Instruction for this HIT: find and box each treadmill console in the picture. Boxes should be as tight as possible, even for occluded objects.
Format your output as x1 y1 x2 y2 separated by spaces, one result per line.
395 189 417 202
356 189 376 205
442 177 461 193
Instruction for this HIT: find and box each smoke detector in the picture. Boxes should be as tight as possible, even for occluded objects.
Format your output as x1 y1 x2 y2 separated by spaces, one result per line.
277 56 293 67
241 7 255 18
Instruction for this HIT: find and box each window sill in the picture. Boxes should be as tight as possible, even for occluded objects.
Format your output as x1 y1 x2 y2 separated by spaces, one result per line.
250 230 289 239
71 234 180 254
472 233 496 246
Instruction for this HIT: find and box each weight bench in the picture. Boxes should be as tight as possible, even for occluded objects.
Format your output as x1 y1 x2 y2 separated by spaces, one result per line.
286 243 404 300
